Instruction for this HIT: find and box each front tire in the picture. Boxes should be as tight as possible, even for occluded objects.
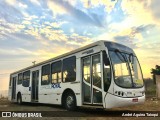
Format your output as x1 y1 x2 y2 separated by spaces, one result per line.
64 93 76 111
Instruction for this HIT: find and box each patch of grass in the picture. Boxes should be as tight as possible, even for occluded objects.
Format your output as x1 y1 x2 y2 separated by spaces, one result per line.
145 84 156 97
0 98 10 105
144 79 156 97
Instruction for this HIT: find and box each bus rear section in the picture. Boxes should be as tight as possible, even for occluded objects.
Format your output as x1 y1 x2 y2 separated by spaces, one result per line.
8 76 17 102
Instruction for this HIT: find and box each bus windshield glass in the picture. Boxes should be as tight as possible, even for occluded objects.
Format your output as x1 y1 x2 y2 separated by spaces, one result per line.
109 51 143 88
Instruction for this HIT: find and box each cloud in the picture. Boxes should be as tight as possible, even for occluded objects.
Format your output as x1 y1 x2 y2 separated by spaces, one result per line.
18 2 28 9
0 0 159 85
81 0 126 23
5 0 16 6
114 35 138 49
0 1 23 23
67 33 92 46
150 0 160 20
50 0 104 27
22 20 32 25
103 0 118 13
1 21 92 64
81 0 118 13
109 0 126 23
30 0 41 6
39 26 92 47
0 31 47 53
47 0 67 16
132 24 155 34
0 48 38 56
147 56 160 60
0 19 27 39
113 23 157 48
121 0 154 26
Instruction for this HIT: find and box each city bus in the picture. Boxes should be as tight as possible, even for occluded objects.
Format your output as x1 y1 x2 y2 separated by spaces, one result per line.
8 40 145 110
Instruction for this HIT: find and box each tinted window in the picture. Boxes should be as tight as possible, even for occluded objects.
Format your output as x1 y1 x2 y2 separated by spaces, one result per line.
103 51 111 92
83 57 91 83
23 71 30 87
51 61 62 83
41 64 50 85
63 56 76 82
109 51 132 88
18 73 22 85
92 54 101 88
82 56 91 102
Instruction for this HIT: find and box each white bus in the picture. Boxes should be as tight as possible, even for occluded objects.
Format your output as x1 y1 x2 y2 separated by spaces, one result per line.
8 40 145 110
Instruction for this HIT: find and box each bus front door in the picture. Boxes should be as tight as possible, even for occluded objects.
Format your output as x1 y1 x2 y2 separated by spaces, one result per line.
82 53 103 105
31 70 39 102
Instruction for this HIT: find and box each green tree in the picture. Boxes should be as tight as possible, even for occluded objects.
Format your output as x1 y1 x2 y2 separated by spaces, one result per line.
151 65 160 84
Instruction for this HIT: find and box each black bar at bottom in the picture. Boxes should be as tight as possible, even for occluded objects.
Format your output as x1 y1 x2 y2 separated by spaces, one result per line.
0 111 159 117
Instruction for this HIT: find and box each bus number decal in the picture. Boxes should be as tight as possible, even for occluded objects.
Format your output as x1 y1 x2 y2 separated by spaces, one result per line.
82 49 94 55
51 83 61 89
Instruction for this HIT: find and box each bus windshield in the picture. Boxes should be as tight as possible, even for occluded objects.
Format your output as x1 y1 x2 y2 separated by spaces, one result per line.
109 51 143 88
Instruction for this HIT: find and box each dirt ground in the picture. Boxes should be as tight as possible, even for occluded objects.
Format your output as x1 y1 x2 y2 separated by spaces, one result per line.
0 97 160 120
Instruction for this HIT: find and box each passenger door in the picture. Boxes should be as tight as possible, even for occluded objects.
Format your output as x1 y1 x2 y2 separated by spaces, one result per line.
31 70 39 102
82 53 102 105
11 77 17 100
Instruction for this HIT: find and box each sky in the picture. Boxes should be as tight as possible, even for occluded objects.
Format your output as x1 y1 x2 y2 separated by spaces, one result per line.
0 0 160 91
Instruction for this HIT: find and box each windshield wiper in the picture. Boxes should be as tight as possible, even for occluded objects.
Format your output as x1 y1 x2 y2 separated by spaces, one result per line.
129 53 134 64
115 49 127 62
129 53 134 72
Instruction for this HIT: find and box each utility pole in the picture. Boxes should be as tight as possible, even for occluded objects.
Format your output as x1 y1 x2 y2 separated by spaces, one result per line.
32 61 36 65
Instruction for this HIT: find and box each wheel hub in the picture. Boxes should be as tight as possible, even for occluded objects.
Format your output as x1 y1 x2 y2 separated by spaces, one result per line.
66 96 73 107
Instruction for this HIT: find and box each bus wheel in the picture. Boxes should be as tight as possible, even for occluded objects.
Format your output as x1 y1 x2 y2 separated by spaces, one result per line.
65 93 76 111
17 94 22 105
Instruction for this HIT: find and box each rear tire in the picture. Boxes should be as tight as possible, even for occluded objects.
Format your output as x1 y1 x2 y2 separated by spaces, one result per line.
17 94 22 105
64 92 76 111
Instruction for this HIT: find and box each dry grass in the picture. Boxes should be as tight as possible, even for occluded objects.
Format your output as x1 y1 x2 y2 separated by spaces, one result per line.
111 98 159 111
0 97 159 111
0 98 159 120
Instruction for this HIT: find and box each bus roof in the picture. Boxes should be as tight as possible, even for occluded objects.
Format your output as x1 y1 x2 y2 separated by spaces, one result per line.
11 40 109 75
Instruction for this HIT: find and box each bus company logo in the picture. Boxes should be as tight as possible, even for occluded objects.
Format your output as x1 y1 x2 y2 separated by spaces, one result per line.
51 83 61 89
2 112 11 117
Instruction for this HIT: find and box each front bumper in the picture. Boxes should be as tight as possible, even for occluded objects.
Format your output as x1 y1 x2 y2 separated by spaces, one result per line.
104 93 145 108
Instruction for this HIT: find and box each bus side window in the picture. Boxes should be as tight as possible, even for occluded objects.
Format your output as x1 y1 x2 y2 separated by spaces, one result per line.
23 71 30 87
18 73 23 85
51 61 62 83
62 56 76 82
41 64 50 85
103 51 111 92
